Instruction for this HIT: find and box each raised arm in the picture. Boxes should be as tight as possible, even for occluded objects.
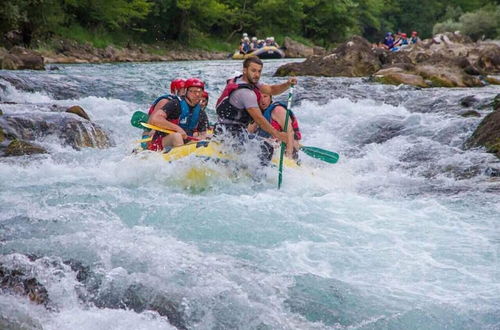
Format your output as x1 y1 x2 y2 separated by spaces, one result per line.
259 77 297 96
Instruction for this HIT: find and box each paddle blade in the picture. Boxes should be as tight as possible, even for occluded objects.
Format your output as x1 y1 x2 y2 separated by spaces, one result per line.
131 111 149 128
300 146 339 164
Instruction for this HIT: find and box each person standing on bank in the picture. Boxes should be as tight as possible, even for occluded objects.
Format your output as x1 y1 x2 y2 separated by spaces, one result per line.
215 56 297 164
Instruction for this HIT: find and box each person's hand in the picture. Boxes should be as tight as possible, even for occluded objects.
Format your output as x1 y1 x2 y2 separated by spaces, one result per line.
177 128 188 140
287 77 298 86
275 131 288 143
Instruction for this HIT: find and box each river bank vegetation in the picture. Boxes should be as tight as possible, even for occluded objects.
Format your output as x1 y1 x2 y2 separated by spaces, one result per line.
0 0 499 52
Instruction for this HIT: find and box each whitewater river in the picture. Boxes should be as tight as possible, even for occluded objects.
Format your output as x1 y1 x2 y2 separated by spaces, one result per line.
0 60 499 330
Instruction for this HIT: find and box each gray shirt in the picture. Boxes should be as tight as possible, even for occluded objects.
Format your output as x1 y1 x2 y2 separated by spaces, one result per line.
229 82 263 110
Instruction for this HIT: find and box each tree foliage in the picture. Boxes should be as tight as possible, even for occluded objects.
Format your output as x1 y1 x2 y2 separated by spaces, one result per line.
0 0 498 48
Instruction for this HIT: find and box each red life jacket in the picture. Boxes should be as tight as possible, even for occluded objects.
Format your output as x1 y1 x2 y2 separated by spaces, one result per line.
257 101 302 140
216 75 262 126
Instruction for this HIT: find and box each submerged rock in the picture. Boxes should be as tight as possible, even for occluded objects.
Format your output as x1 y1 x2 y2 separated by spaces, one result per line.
4 140 47 156
0 263 50 306
460 95 479 107
66 105 90 120
460 110 481 117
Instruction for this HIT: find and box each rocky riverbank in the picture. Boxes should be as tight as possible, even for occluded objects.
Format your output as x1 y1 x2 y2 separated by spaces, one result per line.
275 32 500 88
0 39 229 70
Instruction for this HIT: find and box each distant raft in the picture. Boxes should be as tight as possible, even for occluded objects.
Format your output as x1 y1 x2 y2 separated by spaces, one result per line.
232 46 285 60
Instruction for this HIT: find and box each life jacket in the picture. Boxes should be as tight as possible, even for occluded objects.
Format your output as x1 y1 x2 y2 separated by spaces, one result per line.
170 98 202 135
257 101 302 140
216 75 261 127
147 94 179 115
241 41 251 53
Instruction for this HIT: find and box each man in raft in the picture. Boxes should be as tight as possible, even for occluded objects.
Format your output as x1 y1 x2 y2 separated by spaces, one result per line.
139 78 187 149
214 56 297 165
148 78 209 150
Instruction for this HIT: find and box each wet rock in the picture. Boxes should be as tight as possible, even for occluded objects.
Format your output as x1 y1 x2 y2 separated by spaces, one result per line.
0 263 50 306
465 110 500 158
373 67 428 87
485 76 500 85
4 140 47 156
485 167 500 177
492 94 500 111
123 284 187 330
0 47 44 70
416 65 483 87
275 36 381 77
0 110 113 150
66 105 90 120
350 116 405 145
460 110 481 117
460 95 479 107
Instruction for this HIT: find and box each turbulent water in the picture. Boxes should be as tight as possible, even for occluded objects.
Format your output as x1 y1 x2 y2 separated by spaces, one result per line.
0 60 499 330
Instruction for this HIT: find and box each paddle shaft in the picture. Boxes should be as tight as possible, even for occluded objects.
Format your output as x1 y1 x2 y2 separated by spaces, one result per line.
140 122 200 141
278 85 294 189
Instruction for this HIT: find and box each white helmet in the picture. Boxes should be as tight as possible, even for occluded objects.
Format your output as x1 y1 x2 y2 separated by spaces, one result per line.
244 37 249 41
252 37 257 41
242 33 248 38
270 36 275 41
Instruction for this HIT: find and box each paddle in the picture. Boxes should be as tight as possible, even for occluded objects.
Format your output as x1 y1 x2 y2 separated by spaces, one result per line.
278 85 294 189
299 145 339 164
130 111 200 141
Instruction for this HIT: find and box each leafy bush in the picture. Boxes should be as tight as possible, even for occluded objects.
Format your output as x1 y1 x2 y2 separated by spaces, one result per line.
459 5 500 40
432 19 463 35
433 5 500 40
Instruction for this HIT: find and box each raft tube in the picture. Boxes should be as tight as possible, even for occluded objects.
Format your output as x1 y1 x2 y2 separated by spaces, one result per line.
162 140 298 168
232 46 285 60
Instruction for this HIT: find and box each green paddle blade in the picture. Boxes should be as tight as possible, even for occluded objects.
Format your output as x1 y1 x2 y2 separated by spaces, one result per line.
131 111 149 128
300 146 339 164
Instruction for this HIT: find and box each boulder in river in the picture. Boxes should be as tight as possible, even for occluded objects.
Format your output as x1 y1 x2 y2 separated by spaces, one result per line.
275 36 381 77
465 96 500 158
276 32 500 89
0 104 113 156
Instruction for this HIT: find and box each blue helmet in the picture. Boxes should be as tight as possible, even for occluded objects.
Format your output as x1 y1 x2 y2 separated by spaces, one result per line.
386 32 393 37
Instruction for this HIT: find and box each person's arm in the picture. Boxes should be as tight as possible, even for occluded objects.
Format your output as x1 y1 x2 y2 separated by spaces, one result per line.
271 106 296 157
149 100 187 138
247 107 287 142
194 109 209 139
259 77 297 96
247 121 258 133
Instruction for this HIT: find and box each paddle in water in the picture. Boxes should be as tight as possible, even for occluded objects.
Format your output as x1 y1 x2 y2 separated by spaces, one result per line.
299 145 339 164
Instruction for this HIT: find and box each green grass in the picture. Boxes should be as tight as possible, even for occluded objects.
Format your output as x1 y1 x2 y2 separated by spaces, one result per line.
53 24 128 48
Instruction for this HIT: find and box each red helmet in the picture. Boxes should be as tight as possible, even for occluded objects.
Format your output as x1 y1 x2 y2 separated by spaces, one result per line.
170 79 185 93
401 33 407 38
185 78 205 90
202 91 209 99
